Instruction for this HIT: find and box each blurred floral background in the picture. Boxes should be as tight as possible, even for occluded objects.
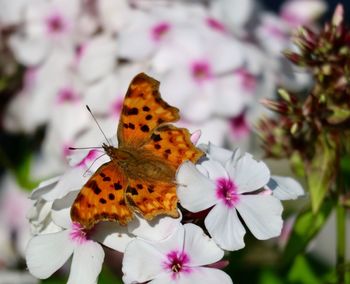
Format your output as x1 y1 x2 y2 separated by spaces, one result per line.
0 0 349 283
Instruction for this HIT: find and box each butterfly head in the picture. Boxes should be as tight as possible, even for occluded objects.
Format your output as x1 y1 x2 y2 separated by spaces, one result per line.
102 143 116 158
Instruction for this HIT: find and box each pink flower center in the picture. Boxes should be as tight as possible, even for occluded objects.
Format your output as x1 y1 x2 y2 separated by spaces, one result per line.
229 112 250 139
151 22 171 42
234 68 257 93
70 222 90 244
46 12 67 35
163 250 191 280
216 178 239 208
57 87 79 103
206 17 226 33
191 61 212 83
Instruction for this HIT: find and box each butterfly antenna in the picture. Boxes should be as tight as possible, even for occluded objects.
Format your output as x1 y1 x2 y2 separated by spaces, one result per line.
86 105 111 146
69 146 103 151
83 153 107 177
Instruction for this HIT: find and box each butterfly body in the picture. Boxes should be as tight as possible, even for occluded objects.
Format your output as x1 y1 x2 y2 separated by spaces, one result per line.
71 73 204 229
103 144 175 182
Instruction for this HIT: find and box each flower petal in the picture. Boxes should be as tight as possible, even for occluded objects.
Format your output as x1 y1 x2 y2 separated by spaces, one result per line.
179 267 233 284
226 153 270 193
51 191 78 229
205 204 246 251
30 176 61 200
67 242 104 284
206 143 233 165
93 222 133 252
177 162 217 212
26 230 74 279
122 240 164 283
41 167 87 201
129 213 182 242
183 224 223 267
236 195 283 240
267 175 304 200
200 159 228 181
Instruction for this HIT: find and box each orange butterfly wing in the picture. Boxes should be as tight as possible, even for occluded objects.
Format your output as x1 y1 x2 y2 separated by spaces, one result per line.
71 162 133 229
125 179 178 220
142 125 204 170
117 73 179 147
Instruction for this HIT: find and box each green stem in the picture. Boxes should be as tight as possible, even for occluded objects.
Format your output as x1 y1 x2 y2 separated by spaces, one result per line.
336 199 346 284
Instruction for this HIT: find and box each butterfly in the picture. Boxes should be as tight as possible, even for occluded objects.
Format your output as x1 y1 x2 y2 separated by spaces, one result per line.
71 73 204 229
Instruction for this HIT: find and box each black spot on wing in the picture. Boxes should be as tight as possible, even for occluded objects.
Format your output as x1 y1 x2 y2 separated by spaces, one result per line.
87 180 101 195
114 182 123 190
151 134 162 142
141 125 150 132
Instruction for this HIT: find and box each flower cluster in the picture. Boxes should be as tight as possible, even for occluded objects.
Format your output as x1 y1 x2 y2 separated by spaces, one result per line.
258 4 350 212
0 0 326 180
25 141 304 283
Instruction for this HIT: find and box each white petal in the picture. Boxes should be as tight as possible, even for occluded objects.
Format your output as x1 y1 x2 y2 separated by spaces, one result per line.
122 240 164 283
93 222 133 252
177 162 217 212
129 213 181 242
176 267 232 284
67 242 104 284
236 195 283 240
41 168 85 201
206 143 234 165
205 204 246 251
78 35 118 83
51 191 78 229
200 159 228 181
226 153 270 193
183 224 223 267
26 230 74 279
30 176 61 200
267 176 304 200
9 34 49 66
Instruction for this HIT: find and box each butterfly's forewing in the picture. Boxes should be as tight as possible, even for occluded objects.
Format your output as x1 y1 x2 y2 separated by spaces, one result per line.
71 162 133 229
142 125 204 169
125 178 179 220
117 73 180 147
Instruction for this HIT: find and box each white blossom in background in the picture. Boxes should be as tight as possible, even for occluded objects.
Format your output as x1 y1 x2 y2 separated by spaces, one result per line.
1 0 326 180
0 175 32 268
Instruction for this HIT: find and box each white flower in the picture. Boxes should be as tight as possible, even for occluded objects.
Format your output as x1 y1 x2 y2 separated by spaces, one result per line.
8 0 81 66
26 207 106 283
122 223 232 284
177 144 283 251
0 0 29 26
0 175 32 266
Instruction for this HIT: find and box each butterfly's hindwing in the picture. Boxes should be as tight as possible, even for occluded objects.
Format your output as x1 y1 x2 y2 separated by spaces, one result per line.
70 161 133 228
125 178 179 220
